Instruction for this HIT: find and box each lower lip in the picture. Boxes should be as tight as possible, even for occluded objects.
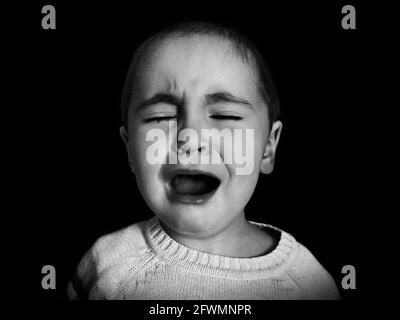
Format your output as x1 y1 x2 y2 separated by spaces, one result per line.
167 183 219 204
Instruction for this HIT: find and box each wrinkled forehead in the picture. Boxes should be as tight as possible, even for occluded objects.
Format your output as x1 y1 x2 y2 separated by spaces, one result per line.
131 35 261 100
145 34 255 72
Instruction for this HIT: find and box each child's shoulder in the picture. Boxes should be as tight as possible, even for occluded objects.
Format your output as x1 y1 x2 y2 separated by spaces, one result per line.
92 219 149 255
255 222 340 299
281 235 341 299
67 218 154 299
83 218 154 274
286 242 341 299
86 218 158 273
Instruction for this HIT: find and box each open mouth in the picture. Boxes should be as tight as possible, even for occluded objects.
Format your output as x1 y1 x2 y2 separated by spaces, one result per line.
171 174 220 195
166 170 221 203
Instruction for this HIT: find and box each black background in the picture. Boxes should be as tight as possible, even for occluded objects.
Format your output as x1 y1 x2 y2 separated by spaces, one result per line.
8 1 384 308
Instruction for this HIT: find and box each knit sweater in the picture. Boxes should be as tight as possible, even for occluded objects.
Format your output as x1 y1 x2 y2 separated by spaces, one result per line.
67 217 340 300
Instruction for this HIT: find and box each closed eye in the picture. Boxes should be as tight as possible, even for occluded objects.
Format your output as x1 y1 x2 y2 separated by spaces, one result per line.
210 115 243 121
144 116 177 123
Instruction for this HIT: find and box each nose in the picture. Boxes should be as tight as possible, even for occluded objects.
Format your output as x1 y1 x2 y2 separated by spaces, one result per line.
176 105 208 156
177 142 206 156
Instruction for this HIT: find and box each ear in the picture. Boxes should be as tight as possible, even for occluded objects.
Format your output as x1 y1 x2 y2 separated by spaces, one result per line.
260 120 283 174
119 126 135 174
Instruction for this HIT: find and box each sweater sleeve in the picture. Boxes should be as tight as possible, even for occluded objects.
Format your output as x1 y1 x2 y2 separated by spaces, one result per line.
286 244 341 300
66 245 99 300
66 221 150 300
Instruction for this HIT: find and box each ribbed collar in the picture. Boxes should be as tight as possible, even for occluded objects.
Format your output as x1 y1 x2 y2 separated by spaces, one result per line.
145 217 297 278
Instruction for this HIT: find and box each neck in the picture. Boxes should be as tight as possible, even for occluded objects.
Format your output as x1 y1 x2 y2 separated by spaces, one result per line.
160 213 274 258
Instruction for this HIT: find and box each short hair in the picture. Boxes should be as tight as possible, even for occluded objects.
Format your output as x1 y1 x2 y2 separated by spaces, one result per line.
121 22 280 130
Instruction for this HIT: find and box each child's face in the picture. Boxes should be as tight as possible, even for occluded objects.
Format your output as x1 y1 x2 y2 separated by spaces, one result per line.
123 35 280 238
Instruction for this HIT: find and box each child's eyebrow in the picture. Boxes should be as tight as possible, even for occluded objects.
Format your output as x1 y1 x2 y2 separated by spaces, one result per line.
206 92 254 109
135 93 183 111
134 91 254 111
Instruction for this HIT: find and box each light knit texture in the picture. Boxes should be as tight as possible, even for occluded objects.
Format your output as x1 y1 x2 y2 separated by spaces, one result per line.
67 217 340 300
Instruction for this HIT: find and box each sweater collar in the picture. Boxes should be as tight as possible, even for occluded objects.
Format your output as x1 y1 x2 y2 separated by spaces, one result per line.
145 217 297 277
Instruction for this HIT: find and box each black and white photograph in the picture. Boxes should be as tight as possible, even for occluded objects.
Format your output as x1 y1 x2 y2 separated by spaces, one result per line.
7 0 388 317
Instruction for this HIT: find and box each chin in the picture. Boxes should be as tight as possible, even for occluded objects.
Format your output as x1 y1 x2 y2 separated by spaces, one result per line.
160 207 227 238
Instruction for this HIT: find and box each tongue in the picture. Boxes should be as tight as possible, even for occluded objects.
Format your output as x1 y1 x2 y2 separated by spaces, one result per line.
171 175 217 195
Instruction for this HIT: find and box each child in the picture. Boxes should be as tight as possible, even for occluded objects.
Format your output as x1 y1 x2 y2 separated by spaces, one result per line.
67 22 340 300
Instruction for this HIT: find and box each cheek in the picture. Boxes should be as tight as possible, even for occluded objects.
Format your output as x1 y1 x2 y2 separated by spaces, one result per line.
221 125 265 177
221 126 264 206
247 121 269 172
129 129 164 197
130 130 150 170
223 170 259 214
130 125 167 168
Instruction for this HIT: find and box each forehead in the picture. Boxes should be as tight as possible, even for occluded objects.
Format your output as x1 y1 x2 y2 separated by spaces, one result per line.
132 35 262 103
